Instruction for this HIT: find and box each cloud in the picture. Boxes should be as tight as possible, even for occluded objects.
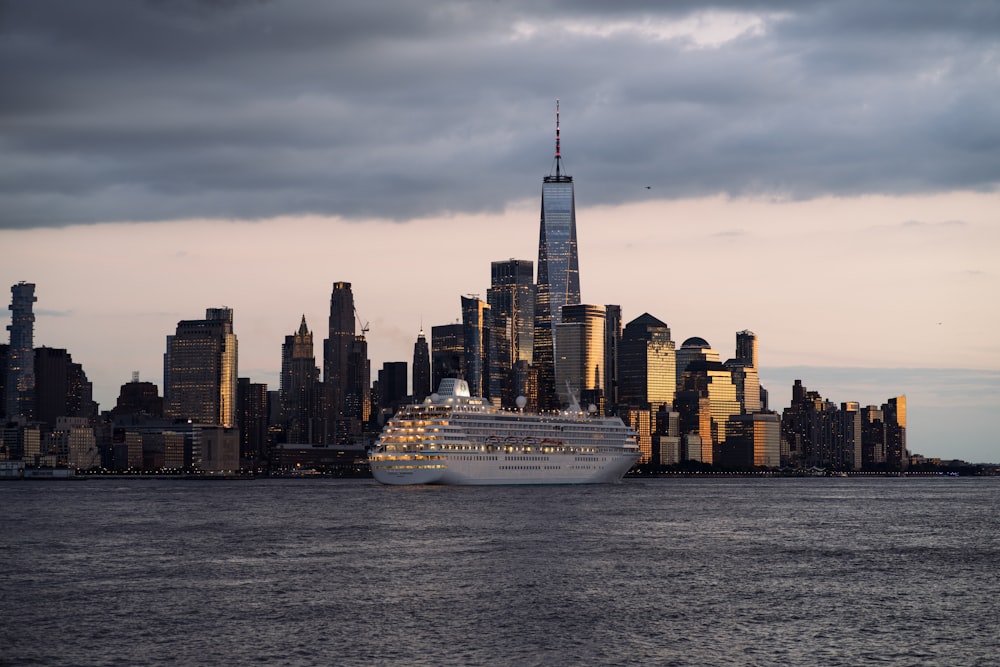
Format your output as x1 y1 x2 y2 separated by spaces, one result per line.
2 0 999 228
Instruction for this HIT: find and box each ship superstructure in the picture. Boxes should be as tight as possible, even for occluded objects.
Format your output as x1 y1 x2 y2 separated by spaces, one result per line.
369 379 639 485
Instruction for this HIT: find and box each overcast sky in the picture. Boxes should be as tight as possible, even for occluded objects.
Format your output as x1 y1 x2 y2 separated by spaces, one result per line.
2 1 998 462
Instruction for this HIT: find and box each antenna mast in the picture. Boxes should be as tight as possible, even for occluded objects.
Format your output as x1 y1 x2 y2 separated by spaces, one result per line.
555 99 561 179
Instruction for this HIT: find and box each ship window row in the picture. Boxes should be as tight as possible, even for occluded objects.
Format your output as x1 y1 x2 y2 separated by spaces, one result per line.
380 464 447 470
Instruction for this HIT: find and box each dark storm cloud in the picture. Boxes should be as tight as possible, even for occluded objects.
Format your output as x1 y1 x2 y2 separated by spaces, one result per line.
1 0 998 228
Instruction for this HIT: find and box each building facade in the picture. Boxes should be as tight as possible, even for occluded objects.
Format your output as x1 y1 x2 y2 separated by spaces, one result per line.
431 323 464 392
280 316 322 444
461 295 495 402
412 329 431 402
603 305 622 415
487 259 535 408
618 313 676 411
34 346 96 428
5 282 37 420
554 304 605 409
237 377 268 465
320 282 370 440
164 307 238 428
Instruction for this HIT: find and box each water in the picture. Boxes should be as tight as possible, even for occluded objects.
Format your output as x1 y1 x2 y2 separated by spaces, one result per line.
2 477 997 666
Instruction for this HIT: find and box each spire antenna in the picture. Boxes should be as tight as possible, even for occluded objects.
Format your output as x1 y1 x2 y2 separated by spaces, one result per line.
555 99 561 179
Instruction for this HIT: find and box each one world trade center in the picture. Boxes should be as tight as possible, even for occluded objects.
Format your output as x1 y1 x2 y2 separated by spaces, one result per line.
534 100 581 410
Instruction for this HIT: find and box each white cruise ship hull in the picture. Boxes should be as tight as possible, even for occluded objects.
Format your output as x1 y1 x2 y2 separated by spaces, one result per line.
369 379 641 486
370 448 637 486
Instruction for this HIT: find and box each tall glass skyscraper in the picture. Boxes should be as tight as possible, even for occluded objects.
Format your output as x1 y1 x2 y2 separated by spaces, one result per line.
618 313 676 410
431 323 464 391
487 258 535 407
534 101 581 410
554 304 605 410
461 295 498 403
5 282 36 420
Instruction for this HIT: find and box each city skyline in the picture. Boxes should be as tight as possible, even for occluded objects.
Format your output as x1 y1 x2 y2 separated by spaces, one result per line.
2 2 998 462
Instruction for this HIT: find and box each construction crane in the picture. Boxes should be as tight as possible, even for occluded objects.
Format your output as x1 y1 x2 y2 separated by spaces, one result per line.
354 306 369 337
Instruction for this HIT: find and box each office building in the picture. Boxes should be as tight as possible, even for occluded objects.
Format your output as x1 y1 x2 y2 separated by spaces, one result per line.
720 413 781 468
431 323 464 391
323 282 370 441
487 259 535 407
164 307 238 427
412 329 431 402
347 335 371 430
726 330 761 414
112 373 163 418
735 329 758 368
675 336 720 386
461 295 496 402
603 305 622 415
34 346 96 428
780 380 867 470
534 101 581 410
0 343 8 416
237 377 268 465
674 340 741 464
280 316 322 444
378 361 408 412
5 282 36 420
860 405 886 467
618 313 676 410
884 396 907 470
554 304 605 409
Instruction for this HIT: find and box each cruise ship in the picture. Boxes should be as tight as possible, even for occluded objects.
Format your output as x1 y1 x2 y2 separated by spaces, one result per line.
369 379 640 485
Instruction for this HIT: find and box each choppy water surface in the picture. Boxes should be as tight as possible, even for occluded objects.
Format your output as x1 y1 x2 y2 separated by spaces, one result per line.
2 477 998 666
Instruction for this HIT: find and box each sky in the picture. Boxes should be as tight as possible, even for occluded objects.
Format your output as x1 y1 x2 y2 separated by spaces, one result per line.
2 1 998 462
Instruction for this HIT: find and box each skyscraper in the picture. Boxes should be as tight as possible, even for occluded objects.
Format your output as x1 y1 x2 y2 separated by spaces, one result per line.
726 330 761 414
461 295 496 402
603 305 622 415
534 101 581 411
377 361 408 415
431 323 464 391
34 346 96 428
884 395 907 470
324 282 369 441
5 282 36 420
554 304 605 409
618 313 676 410
617 313 675 464
280 315 321 444
674 339 740 464
412 329 431 402
487 259 535 407
735 330 758 368
164 307 238 427
347 334 371 431
236 377 268 465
